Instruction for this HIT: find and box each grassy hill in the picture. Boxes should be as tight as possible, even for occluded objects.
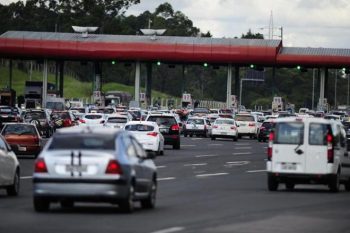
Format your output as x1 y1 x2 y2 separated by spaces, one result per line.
0 66 179 103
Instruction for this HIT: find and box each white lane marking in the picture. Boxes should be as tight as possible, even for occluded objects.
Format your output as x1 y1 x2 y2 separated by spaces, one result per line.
181 145 196 147
246 169 266 173
233 152 252 155
20 176 33 180
184 163 207 166
156 166 167 169
157 177 176 181
195 154 218 158
191 138 203 140
208 144 223 146
235 143 250 146
263 147 268 149
196 173 229 178
234 147 252 150
226 161 250 165
150 226 185 233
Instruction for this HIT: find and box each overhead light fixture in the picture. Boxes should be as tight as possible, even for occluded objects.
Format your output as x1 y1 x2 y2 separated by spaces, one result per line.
72 26 98 38
140 29 166 40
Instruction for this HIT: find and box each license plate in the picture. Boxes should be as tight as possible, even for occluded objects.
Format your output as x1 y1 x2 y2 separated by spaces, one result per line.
18 146 26 152
66 165 87 173
240 123 246 126
281 163 296 171
221 132 227 135
160 128 168 133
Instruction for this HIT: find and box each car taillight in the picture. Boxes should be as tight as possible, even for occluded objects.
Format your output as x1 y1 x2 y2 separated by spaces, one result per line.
105 160 123 174
33 136 39 144
249 123 255 127
267 131 274 161
63 119 72 127
213 125 218 129
230 126 236 130
327 132 334 163
171 124 180 131
147 132 158 137
35 158 48 173
79 119 86 123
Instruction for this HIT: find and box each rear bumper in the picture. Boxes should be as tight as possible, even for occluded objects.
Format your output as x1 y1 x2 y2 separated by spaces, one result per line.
164 134 180 145
267 172 334 184
184 129 206 135
33 178 129 202
10 144 41 155
211 130 237 138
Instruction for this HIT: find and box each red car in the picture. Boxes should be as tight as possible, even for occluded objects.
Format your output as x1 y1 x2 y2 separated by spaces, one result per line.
50 111 77 128
1 123 42 157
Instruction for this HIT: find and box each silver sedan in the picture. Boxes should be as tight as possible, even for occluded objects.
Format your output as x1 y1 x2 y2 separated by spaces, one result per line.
33 127 157 213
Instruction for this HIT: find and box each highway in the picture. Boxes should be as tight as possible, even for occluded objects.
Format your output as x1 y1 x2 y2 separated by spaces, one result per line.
1 136 350 233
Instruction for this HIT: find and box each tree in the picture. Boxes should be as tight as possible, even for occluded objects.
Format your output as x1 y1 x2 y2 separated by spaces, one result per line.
241 29 264 39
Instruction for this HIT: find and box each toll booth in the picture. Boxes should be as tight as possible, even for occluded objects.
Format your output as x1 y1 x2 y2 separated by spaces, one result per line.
0 88 16 107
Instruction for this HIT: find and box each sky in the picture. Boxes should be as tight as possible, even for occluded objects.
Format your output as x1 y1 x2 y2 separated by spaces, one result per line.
1 0 350 49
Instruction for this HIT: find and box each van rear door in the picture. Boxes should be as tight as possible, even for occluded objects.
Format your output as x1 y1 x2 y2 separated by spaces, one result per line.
273 121 305 174
305 123 329 174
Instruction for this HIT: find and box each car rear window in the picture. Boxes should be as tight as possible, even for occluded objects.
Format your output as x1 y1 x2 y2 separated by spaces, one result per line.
107 117 127 123
235 115 254 121
262 122 274 129
187 119 205 125
309 123 329 145
275 122 304 145
215 119 234 125
125 124 154 131
25 112 46 119
48 135 115 150
147 116 176 127
85 114 103 120
2 124 37 135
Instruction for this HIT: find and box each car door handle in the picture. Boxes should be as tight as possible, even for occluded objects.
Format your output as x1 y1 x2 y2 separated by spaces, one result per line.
295 149 304 155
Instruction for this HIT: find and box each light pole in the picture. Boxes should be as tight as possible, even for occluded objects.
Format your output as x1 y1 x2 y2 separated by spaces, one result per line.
334 69 337 109
258 26 283 40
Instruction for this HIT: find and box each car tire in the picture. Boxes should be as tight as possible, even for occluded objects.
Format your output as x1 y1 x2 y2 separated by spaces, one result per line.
233 137 238 142
285 182 295 191
344 179 350 191
258 138 262 142
238 135 242 139
159 150 164 156
141 180 157 209
189 134 193 137
211 136 215 140
173 141 180 150
6 170 20 196
329 171 340 193
184 133 188 137
268 174 278 191
119 185 134 213
33 197 50 212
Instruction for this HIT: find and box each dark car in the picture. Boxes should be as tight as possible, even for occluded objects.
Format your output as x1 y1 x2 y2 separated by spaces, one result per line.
23 109 54 138
343 121 350 151
257 120 275 142
0 106 21 126
146 114 180 149
33 127 157 213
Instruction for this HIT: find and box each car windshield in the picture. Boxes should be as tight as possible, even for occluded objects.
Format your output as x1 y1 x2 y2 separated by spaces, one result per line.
85 115 103 120
235 115 255 121
2 124 37 135
187 119 204 124
125 124 154 131
46 102 65 111
275 122 304 145
48 134 115 150
147 116 176 127
107 117 127 123
214 119 234 125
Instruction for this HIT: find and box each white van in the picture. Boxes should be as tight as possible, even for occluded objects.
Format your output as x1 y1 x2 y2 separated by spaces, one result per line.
267 117 350 192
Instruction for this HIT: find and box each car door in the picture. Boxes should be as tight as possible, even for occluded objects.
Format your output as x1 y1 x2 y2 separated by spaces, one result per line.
131 138 151 193
0 137 14 185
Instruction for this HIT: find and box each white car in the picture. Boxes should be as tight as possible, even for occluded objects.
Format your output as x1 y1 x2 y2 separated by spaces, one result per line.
0 135 20 196
211 118 238 141
104 114 129 129
124 121 165 155
267 117 350 192
183 117 211 137
234 114 258 139
79 113 105 126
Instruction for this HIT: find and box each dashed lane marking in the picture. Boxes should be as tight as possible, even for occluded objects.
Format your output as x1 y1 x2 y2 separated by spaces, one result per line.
246 169 266 173
233 152 252 155
196 172 229 178
156 166 167 169
150 227 185 233
181 145 196 147
208 144 223 146
191 138 203 140
157 177 176 181
235 143 250 146
195 154 218 158
226 161 250 165
234 147 252 150
20 176 33 180
184 163 207 166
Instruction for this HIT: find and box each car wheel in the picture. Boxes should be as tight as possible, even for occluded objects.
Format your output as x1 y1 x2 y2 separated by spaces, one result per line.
258 138 262 142
268 174 278 191
189 134 193 137
33 197 50 212
160 150 164 156
173 141 180 150
344 179 350 191
211 136 215 140
184 133 188 137
238 135 242 139
233 136 238 142
285 182 295 191
60 200 74 209
329 171 340 193
6 170 20 196
119 185 134 213
141 180 157 209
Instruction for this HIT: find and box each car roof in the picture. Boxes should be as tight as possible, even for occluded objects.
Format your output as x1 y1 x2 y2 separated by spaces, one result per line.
126 121 158 126
273 117 334 124
106 114 128 118
55 126 121 135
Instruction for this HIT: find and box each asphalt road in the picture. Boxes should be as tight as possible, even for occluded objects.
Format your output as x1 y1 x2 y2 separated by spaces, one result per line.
1 136 350 233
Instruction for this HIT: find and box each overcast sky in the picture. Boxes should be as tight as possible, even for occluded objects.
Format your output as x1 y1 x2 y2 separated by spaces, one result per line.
1 0 350 49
